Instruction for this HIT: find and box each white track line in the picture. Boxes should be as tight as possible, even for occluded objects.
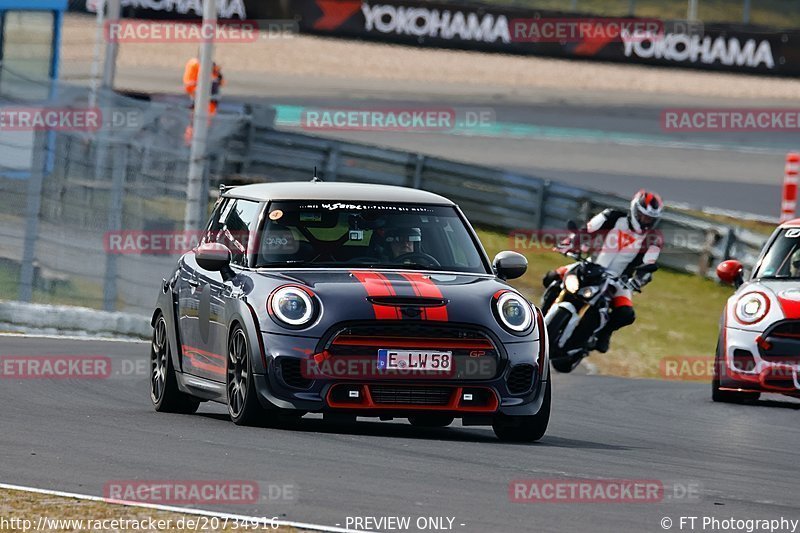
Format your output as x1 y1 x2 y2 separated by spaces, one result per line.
0 483 370 533
0 333 147 343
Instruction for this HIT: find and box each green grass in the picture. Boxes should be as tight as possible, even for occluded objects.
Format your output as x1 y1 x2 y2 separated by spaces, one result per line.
476 228 733 379
0 260 105 309
445 0 800 29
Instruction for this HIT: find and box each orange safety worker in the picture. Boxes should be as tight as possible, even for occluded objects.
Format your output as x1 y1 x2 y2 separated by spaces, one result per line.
183 56 224 144
183 56 224 115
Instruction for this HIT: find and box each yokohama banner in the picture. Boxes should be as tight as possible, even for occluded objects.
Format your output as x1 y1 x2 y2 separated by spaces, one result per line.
291 0 800 76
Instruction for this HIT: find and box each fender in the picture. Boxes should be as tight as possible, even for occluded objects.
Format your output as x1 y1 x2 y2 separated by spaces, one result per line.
223 296 268 375
152 275 183 374
545 301 582 350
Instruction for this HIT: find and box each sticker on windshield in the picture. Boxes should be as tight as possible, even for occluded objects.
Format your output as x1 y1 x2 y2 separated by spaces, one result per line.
300 212 322 222
269 209 283 221
786 229 800 238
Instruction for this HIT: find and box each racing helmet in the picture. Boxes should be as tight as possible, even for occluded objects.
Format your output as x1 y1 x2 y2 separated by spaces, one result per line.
629 189 664 232
790 248 800 277
384 227 422 255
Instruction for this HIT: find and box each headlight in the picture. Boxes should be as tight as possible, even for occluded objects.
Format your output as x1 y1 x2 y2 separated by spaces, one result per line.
270 286 316 327
580 286 598 299
495 292 533 333
564 274 580 294
734 292 769 325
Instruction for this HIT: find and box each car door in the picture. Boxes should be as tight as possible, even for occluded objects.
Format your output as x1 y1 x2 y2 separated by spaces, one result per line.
185 197 262 382
177 198 231 381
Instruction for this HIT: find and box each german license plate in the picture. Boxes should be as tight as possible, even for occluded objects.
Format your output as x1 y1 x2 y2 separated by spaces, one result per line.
377 349 452 372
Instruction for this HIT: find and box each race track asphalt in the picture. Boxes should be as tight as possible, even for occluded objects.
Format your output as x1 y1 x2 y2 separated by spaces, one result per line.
2 335 799 533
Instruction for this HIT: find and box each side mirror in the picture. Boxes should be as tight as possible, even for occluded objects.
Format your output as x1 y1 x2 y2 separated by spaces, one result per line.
493 251 528 280
196 242 233 277
566 220 579 232
637 263 659 274
716 260 744 287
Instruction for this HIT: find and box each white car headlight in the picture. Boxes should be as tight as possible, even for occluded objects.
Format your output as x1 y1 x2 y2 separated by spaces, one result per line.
495 292 533 333
564 274 580 294
734 292 769 325
270 286 316 327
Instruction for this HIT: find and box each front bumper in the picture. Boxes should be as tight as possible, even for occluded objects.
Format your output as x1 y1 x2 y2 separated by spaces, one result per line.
252 328 548 418
720 325 800 394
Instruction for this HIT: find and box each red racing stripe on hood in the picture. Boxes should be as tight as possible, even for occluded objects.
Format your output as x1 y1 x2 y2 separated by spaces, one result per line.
351 271 401 320
399 273 449 322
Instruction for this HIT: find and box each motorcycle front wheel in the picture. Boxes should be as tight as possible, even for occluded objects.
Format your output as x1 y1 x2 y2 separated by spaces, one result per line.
546 308 580 373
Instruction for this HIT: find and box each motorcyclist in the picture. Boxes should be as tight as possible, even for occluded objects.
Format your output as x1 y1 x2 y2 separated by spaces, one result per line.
542 190 664 353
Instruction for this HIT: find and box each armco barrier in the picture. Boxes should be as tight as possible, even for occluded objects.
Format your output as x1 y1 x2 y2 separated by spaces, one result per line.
291 0 800 77
231 121 768 280
2 81 768 317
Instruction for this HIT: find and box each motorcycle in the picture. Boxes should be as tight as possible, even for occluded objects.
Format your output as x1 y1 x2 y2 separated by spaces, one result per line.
542 221 658 373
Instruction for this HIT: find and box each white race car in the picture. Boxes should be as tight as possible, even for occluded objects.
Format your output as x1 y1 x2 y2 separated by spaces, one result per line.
714 218 800 402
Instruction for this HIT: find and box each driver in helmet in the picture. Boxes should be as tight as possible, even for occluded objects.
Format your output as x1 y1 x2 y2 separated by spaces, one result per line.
790 248 800 277
542 189 665 353
385 227 422 259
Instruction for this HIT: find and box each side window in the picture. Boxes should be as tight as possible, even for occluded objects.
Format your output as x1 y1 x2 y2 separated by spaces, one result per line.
205 199 262 267
202 198 231 244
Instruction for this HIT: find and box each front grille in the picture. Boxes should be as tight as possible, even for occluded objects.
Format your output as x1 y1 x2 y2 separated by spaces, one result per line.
369 385 452 405
507 364 535 394
769 321 800 338
321 323 501 380
279 358 313 389
761 321 800 363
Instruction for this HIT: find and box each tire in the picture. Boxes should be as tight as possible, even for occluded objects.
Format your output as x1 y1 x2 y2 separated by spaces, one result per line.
227 324 269 426
492 380 551 443
551 357 580 374
150 315 200 414
547 308 578 373
408 415 454 428
711 340 760 403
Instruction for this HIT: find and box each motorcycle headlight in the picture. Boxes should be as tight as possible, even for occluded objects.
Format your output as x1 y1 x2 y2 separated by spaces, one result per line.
734 292 769 325
580 286 598 299
494 291 533 333
564 274 580 294
270 286 316 327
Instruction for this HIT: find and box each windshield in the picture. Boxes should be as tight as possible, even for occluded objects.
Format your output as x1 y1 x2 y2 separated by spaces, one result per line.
754 229 800 279
254 201 488 273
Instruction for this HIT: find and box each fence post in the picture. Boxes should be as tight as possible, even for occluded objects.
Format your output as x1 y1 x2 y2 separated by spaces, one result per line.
720 226 736 260
103 143 126 312
324 144 339 181
534 180 550 229
18 131 48 302
412 154 425 189
698 227 719 278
